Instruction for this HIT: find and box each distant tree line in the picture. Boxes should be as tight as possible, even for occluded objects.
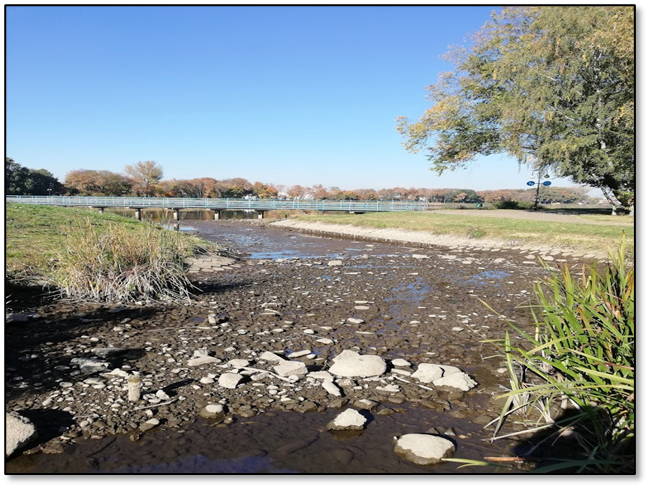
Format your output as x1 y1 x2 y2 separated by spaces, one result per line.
5 157 597 205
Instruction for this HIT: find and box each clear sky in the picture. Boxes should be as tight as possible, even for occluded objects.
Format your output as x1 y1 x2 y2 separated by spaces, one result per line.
4 3 618 193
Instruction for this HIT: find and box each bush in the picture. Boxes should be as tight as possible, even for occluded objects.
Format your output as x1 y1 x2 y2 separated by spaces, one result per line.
492 199 538 210
50 218 212 302
485 237 634 473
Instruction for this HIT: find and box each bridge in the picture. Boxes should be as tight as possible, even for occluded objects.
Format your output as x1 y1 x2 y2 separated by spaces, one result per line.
6 195 430 220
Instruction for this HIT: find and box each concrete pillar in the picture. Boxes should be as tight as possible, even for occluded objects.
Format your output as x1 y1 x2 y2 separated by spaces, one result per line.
134 208 141 220
257 210 264 220
97 207 104 213
213 210 220 220
173 208 180 220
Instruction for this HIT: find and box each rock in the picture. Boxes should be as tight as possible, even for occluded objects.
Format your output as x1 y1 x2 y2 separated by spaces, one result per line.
6 412 37 457
328 260 343 267
70 358 110 374
391 358 411 368
326 409 367 431
412 254 429 259
376 384 400 393
346 318 365 325
273 361 308 378
433 373 477 392
307 371 334 381
329 350 386 378
411 364 444 383
322 380 342 397
287 350 311 358
188 349 220 367
259 351 284 363
353 399 378 410
394 434 456 465
139 418 160 432
199 404 226 419
218 373 243 389
6 313 30 324
412 363 477 391
91 347 127 358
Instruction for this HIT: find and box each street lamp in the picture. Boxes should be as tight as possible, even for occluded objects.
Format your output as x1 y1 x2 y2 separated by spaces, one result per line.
47 188 53 197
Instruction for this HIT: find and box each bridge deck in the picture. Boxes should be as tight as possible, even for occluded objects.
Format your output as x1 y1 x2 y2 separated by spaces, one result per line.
6 195 429 212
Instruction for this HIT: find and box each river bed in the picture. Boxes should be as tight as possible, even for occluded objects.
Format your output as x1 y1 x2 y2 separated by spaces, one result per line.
6 220 585 474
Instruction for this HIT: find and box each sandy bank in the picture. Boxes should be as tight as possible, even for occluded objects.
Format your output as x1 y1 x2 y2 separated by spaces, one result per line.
268 219 607 260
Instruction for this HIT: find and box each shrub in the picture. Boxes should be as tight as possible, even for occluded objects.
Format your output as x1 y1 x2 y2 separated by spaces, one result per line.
50 218 213 302
485 237 634 473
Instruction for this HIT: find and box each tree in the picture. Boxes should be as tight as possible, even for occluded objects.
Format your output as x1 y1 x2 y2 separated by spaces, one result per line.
65 169 132 195
397 6 634 213
124 160 163 196
6 158 64 195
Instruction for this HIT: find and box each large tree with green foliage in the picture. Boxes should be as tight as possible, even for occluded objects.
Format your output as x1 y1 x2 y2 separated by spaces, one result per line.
397 6 634 213
6 157 64 195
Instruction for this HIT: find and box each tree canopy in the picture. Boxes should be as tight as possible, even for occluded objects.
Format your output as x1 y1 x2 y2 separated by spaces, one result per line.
6 158 64 195
397 6 634 213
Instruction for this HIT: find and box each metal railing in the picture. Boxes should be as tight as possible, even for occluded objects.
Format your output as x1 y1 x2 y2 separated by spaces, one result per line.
6 195 430 212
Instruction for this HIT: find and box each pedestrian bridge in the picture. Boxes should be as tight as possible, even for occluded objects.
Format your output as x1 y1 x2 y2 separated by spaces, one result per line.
6 195 429 219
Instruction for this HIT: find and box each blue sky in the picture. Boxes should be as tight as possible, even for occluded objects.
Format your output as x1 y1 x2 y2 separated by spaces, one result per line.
5 4 603 192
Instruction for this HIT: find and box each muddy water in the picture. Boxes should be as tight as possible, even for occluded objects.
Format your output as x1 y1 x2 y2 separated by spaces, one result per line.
6 220 562 474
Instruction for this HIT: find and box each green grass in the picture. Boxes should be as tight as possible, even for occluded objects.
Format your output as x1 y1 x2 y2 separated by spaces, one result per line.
292 211 633 254
6 203 217 300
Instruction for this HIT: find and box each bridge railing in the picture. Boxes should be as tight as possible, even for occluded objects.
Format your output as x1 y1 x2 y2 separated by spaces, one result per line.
5 195 430 212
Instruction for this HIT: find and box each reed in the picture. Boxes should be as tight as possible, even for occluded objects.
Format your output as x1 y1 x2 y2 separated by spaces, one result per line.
482 236 634 473
50 217 213 302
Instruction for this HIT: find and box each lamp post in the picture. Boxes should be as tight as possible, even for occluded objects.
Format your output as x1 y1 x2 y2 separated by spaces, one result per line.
47 188 53 197
526 169 552 210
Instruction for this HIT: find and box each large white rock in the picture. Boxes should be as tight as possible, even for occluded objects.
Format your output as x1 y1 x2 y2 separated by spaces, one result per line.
412 364 477 391
273 360 308 377
329 350 386 378
326 409 367 431
394 434 456 465
6 412 37 457
218 373 243 389
433 373 477 391
188 349 220 367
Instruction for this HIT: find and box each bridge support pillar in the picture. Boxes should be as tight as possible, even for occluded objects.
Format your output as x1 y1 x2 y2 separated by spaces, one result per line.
257 211 264 220
134 208 142 220
97 207 104 213
213 210 220 220
172 208 180 220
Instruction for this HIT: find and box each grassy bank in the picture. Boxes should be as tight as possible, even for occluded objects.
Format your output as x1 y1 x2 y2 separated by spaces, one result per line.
6 203 217 300
292 211 633 254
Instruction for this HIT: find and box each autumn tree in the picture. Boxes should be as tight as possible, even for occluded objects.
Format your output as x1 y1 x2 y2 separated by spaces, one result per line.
397 6 634 213
65 169 132 196
252 182 278 199
124 161 163 196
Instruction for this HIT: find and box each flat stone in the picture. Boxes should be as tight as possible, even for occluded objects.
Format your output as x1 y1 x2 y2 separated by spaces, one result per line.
346 318 365 325
287 350 312 359
394 434 456 465
322 380 342 397
273 360 308 378
328 260 343 267
218 373 243 389
259 352 284 363
227 359 250 368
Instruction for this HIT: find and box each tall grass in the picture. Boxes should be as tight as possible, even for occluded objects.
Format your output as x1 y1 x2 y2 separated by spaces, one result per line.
50 217 211 302
483 237 634 473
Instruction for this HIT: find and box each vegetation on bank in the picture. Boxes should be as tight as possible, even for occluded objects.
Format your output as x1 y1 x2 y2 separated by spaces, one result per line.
6 203 217 302
471 239 634 473
291 211 633 255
